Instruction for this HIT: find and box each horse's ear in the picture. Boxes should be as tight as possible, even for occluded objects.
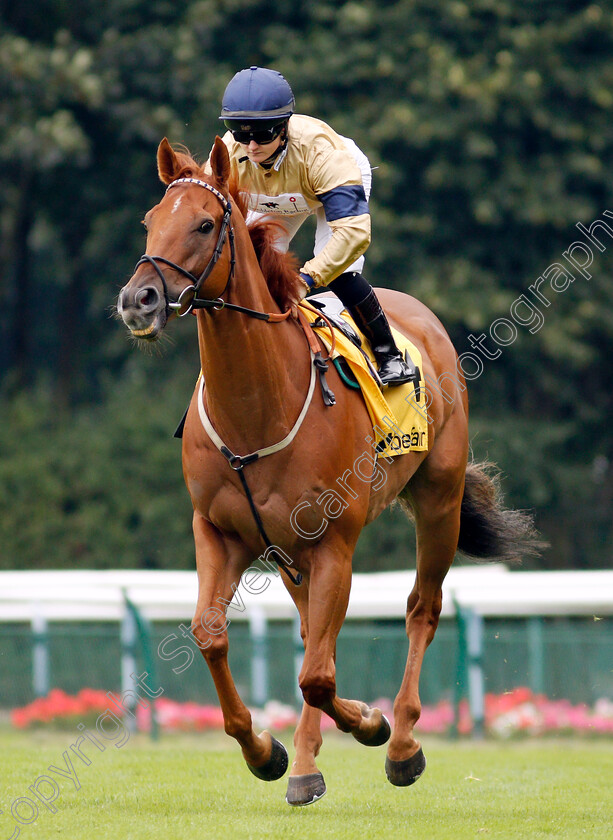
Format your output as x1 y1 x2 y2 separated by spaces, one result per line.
209 136 230 190
157 137 179 185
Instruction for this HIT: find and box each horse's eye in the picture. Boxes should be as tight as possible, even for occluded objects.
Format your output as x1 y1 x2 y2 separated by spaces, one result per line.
141 219 148 231
199 220 215 234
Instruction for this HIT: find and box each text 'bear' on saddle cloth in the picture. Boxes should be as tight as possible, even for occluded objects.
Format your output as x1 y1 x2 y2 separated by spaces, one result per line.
299 302 428 458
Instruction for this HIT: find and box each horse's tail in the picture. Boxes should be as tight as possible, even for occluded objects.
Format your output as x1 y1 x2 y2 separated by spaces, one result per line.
457 461 546 562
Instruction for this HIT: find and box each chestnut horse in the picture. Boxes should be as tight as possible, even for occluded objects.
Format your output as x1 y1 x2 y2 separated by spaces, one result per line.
118 137 540 805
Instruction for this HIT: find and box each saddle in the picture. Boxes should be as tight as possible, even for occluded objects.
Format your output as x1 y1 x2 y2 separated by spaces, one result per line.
308 295 362 348
300 298 428 457
307 294 422 398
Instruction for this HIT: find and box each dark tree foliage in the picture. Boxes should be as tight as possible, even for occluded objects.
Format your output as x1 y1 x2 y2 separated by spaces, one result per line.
1 1 611 571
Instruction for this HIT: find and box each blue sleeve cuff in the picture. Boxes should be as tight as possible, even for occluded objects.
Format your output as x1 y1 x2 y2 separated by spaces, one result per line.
300 272 315 289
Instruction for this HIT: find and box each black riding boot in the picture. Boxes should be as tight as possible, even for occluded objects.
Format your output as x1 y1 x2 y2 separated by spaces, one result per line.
348 290 413 386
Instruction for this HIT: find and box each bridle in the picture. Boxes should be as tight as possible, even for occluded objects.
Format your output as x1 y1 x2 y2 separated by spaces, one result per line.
133 177 236 318
133 176 295 324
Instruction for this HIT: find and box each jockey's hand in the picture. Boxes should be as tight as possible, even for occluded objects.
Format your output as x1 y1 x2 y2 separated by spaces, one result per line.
299 272 314 300
291 273 314 318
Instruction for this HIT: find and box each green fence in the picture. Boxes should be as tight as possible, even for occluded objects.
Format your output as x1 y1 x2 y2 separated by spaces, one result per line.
1 615 611 710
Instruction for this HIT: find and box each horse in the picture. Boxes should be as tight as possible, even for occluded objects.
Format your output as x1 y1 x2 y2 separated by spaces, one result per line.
117 137 541 805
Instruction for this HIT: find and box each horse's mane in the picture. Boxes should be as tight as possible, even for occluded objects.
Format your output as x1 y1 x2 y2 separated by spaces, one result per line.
170 146 303 311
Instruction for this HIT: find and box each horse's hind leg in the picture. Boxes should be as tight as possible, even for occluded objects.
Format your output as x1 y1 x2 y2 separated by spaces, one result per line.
387 441 466 786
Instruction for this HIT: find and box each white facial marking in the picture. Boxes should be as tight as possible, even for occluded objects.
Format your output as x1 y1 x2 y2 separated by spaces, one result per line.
171 195 183 214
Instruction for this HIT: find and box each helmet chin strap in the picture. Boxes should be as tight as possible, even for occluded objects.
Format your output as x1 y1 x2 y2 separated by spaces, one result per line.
261 141 287 168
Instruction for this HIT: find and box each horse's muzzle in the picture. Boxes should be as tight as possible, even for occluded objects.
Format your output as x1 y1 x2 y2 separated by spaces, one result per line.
117 282 167 339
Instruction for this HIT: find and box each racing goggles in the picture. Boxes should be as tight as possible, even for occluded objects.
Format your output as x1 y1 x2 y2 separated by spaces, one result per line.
229 123 285 145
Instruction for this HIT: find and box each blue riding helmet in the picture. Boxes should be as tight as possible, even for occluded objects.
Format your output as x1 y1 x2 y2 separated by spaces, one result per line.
220 66 295 123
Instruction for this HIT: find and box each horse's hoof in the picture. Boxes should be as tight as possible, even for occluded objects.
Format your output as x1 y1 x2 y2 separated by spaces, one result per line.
385 747 426 786
285 772 327 806
246 735 288 781
353 713 391 747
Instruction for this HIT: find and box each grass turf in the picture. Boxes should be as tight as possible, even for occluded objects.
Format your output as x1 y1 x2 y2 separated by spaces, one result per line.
0 729 611 839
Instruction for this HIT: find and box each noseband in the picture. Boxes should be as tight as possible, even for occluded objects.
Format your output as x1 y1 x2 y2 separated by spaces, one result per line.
134 177 236 318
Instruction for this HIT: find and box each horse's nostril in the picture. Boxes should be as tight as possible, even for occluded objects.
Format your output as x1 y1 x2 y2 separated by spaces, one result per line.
136 287 160 311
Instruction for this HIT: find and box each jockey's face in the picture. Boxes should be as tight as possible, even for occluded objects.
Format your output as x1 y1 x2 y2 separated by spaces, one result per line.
240 133 284 164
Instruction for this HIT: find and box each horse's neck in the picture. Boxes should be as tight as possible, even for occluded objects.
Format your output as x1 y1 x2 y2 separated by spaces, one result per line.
196 246 308 453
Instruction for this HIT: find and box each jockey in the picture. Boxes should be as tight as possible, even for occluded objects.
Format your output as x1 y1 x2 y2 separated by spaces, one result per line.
217 66 413 387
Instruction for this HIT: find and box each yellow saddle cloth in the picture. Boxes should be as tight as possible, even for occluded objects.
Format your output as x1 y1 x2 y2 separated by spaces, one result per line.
299 302 428 458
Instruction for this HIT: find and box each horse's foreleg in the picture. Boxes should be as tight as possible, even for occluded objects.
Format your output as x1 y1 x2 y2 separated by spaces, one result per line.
286 702 326 806
298 543 390 747
191 512 288 780
387 476 463 786
282 580 326 805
